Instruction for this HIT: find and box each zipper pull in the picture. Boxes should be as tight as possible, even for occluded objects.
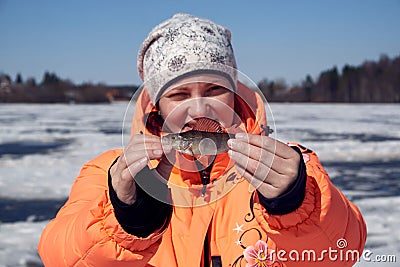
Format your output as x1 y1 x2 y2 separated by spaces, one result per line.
201 172 210 197
201 184 207 197
194 157 214 198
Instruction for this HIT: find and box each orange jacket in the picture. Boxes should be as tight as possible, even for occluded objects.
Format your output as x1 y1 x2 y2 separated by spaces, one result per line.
38 83 366 266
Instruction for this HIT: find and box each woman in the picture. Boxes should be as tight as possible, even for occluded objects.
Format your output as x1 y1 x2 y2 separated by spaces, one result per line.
38 13 366 266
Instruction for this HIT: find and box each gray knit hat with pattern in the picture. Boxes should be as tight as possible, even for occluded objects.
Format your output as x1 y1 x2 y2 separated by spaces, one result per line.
138 13 237 104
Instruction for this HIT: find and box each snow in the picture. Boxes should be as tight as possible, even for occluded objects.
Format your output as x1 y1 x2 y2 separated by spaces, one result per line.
0 221 47 267
0 102 399 266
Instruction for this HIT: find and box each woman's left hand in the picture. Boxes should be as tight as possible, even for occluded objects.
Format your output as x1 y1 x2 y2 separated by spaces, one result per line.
227 133 300 199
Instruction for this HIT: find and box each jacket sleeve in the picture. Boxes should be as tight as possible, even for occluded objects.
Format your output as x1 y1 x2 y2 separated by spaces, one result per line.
109 163 172 238
38 150 165 267
253 144 367 267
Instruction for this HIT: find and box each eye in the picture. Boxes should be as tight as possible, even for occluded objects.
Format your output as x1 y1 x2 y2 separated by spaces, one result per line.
167 92 190 101
171 136 176 139
205 86 230 97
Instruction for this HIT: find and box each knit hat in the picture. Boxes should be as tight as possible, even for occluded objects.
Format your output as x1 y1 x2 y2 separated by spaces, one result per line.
138 13 237 104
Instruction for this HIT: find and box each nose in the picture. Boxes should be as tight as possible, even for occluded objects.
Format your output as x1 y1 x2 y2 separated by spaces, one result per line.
188 97 209 118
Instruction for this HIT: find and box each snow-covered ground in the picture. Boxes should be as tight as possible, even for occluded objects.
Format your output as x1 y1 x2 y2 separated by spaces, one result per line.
0 103 399 266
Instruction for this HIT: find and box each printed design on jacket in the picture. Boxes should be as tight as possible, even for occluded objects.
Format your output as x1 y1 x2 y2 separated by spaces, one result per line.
243 240 281 267
232 234 282 267
231 192 282 267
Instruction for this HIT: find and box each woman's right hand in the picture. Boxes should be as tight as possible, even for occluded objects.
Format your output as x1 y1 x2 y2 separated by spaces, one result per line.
110 134 172 205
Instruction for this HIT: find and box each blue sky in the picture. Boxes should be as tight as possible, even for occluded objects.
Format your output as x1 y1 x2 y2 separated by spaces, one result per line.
1 0 399 86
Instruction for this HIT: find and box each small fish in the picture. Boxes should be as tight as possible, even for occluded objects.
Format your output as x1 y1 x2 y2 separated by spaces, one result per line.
162 130 234 156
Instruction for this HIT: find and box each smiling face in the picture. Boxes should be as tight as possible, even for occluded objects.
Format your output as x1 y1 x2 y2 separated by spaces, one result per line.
157 74 236 133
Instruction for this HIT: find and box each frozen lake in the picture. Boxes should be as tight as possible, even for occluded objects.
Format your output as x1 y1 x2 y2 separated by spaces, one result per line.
0 103 399 266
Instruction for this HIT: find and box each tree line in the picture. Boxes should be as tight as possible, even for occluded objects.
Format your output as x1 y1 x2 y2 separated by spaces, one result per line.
0 72 136 103
258 54 399 102
1 54 399 103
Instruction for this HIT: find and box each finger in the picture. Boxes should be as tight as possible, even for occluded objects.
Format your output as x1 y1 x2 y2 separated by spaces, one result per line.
125 137 168 162
229 149 290 189
113 153 128 176
123 148 163 167
131 133 161 142
235 133 297 159
228 139 296 176
131 134 173 155
124 140 173 169
126 134 162 151
125 157 149 179
234 163 283 197
111 157 147 202
228 138 272 164
234 157 291 196
229 149 271 183
234 163 265 191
